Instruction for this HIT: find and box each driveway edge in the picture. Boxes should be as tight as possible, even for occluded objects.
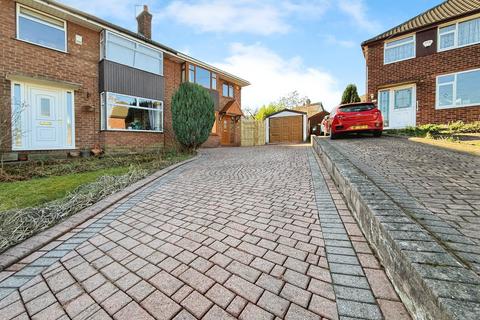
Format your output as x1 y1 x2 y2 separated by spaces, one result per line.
311 136 480 320
0 156 197 271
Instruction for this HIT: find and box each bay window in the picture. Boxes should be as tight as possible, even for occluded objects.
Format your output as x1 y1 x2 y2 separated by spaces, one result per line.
436 69 480 109
101 31 163 75
101 92 163 132
384 35 415 64
439 17 480 51
17 5 67 52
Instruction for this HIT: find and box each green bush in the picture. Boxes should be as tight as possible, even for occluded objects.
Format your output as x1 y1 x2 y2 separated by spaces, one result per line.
171 83 215 150
341 84 361 104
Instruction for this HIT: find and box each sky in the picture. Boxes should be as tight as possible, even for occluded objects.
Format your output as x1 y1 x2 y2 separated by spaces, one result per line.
59 0 441 112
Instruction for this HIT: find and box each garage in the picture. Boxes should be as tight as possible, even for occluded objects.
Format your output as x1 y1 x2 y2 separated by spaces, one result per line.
265 110 308 144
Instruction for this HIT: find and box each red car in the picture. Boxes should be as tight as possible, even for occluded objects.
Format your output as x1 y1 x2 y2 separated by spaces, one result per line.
325 102 383 139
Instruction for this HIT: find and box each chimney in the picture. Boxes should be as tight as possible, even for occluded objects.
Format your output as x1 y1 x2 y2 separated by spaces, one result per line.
137 5 152 39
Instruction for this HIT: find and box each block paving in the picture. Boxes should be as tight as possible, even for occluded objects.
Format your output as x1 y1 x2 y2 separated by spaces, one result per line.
0 146 410 319
330 137 480 275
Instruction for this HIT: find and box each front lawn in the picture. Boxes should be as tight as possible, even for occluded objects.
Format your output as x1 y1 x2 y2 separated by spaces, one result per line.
0 151 192 252
0 166 129 211
385 121 480 156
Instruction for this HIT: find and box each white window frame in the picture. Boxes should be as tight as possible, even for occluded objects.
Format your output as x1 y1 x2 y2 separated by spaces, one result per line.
101 92 164 133
101 30 164 76
435 68 480 110
438 15 480 52
383 34 416 65
16 4 67 53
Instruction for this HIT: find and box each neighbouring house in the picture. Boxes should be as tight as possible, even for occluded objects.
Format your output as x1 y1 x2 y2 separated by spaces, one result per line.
293 101 329 134
362 0 480 129
0 0 249 160
265 110 308 144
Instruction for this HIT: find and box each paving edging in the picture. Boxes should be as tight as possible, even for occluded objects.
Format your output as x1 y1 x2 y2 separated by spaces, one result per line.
0 155 197 271
311 136 480 320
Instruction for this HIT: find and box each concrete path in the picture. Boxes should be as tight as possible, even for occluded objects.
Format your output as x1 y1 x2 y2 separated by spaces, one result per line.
0 146 409 319
329 136 480 275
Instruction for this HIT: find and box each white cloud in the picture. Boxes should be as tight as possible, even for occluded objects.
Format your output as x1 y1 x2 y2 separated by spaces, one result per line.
212 43 341 111
323 35 356 48
337 0 381 33
160 0 330 35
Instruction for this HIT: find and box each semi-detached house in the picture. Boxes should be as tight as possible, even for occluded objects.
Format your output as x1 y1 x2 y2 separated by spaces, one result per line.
362 0 480 129
0 0 249 158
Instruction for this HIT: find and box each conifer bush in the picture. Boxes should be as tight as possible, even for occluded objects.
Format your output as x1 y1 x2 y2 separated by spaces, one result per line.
171 83 215 150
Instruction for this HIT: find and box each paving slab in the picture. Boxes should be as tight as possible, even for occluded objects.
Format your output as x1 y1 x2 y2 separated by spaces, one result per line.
313 136 480 320
0 145 409 319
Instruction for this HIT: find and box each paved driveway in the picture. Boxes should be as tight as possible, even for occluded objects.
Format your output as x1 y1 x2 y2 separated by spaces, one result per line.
0 146 408 320
329 136 480 275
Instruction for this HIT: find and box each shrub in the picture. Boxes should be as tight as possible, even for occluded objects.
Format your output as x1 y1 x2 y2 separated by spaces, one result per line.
254 104 284 120
341 84 361 104
171 83 215 150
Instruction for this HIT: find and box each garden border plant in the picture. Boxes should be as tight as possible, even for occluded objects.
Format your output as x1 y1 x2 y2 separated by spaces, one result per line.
0 151 192 253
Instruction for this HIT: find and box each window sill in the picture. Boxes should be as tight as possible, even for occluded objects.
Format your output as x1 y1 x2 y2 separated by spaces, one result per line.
102 129 164 134
436 103 480 110
14 37 68 54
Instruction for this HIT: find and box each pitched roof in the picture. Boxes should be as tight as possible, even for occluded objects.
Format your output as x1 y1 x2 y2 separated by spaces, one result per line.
27 0 250 86
293 102 325 118
362 0 480 46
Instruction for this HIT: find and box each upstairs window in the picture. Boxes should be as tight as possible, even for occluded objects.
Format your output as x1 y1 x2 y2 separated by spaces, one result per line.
188 65 216 89
102 31 163 75
439 17 480 51
17 5 66 52
223 83 234 98
384 35 415 64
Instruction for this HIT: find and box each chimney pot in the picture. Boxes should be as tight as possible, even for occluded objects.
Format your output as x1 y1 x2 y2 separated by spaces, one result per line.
137 4 152 39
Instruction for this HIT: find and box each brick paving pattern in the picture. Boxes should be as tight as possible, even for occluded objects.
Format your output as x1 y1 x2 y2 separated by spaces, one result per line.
0 146 409 319
329 137 480 275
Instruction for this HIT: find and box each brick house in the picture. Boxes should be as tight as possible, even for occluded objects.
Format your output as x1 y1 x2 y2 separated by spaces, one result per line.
0 0 249 158
362 0 480 128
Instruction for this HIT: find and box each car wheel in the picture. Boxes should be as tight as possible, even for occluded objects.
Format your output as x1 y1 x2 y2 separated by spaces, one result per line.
373 131 382 137
329 129 337 140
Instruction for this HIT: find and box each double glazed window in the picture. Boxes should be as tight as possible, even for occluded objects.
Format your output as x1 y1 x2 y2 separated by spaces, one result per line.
223 83 234 98
384 36 415 64
436 69 480 109
17 5 67 52
101 31 163 75
188 65 217 89
439 17 480 51
101 92 163 132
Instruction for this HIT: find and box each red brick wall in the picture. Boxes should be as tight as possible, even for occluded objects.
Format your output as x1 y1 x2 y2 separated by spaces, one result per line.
365 40 480 125
0 0 100 152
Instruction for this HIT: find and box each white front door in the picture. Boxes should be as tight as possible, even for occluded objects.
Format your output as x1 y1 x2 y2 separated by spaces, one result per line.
378 85 416 129
31 88 64 149
11 82 75 150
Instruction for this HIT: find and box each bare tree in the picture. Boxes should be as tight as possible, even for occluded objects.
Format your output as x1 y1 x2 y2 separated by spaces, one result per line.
276 91 309 109
1 101 28 170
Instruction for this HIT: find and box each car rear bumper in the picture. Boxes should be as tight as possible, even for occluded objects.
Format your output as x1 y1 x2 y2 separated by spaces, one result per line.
332 122 383 133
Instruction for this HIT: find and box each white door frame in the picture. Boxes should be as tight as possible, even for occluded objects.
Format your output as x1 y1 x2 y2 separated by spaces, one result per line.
378 84 416 129
11 81 76 151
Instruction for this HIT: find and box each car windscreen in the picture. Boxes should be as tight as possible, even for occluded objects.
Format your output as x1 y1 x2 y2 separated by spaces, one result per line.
339 104 375 112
